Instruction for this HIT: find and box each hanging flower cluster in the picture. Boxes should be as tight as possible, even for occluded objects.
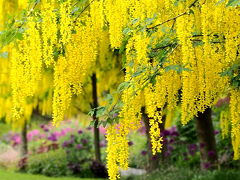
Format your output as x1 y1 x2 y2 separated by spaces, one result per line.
102 0 240 179
0 0 240 179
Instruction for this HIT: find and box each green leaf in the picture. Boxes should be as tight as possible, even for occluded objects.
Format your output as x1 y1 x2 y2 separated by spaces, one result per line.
131 69 145 78
96 106 106 118
226 0 240 6
123 27 132 35
165 64 191 73
105 94 113 104
89 120 95 127
117 81 130 92
0 52 8 58
132 18 140 25
88 109 95 116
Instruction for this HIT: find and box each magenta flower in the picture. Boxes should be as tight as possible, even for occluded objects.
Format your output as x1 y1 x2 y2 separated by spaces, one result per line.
161 130 170 136
208 151 215 157
100 141 106 147
47 133 58 142
62 141 69 148
86 127 92 131
40 124 45 129
27 130 40 141
76 144 83 150
167 145 174 152
138 126 146 134
128 141 134 146
141 150 147 156
81 139 88 145
200 143 205 149
164 151 171 157
188 144 198 156
11 134 21 146
78 130 83 134
203 162 211 169
99 127 106 135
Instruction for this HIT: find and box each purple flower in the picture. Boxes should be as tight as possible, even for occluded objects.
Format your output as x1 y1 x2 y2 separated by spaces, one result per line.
200 143 205 149
27 130 40 141
203 162 211 169
162 138 168 144
78 130 83 134
164 151 171 157
168 145 174 152
214 130 219 135
128 141 133 146
138 126 146 135
76 144 83 150
208 150 215 157
169 138 175 143
188 144 197 151
169 126 179 136
40 124 45 129
161 130 170 137
188 144 198 156
68 163 81 173
151 155 158 160
113 113 119 118
47 133 58 142
68 138 74 144
99 127 106 135
43 127 49 132
100 141 106 147
11 134 21 146
81 139 88 145
86 127 92 131
62 141 69 148
171 131 179 137
141 150 147 156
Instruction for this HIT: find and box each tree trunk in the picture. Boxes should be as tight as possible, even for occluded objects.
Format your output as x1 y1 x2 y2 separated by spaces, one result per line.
92 73 101 163
196 108 218 169
21 121 28 157
19 121 28 171
142 107 166 171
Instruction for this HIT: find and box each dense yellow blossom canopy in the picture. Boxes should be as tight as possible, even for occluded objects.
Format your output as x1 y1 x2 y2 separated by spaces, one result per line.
0 0 239 179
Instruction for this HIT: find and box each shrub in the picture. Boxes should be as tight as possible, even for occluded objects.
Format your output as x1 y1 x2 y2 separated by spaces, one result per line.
26 149 69 177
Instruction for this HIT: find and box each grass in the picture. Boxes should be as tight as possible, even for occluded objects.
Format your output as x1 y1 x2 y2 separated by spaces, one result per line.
122 166 240 180
0 169 103 180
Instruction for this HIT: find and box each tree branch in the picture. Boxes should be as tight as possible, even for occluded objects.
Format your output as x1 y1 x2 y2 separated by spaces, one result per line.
146 0 198 30
73 0 96 23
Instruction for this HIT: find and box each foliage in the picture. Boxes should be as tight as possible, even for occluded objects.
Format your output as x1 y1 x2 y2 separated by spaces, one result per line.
27 149 69 177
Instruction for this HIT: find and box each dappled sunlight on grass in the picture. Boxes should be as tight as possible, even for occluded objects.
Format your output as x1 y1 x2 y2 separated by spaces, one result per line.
0 169 105 180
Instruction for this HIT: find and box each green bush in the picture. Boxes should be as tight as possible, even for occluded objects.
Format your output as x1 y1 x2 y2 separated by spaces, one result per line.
193 170 240 180
27 149 69 177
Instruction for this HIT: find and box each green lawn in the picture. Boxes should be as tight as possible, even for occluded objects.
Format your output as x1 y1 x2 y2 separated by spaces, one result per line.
0 169 103 180
122 167 240 180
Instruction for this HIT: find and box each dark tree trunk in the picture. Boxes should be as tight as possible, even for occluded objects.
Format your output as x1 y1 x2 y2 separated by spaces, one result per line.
142 107 166 171
92 73 101 163
196 108 218 169
19 121 28 171
21 121 28 157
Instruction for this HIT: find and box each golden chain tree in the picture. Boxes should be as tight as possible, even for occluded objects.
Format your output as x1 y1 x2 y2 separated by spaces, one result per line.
0 0 240 180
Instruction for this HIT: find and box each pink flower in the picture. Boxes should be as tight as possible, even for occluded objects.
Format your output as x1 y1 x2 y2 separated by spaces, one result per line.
27 130 40 141
99 127 106 135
